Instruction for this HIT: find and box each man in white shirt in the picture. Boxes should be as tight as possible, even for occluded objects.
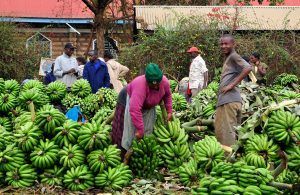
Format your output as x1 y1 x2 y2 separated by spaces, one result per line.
187 46 208 98
54 43 79 88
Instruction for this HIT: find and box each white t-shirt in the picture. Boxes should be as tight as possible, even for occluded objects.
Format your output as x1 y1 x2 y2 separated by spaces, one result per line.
189 55 208 89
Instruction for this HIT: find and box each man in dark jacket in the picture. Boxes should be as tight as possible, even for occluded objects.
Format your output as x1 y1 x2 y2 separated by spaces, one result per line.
83 50 110 93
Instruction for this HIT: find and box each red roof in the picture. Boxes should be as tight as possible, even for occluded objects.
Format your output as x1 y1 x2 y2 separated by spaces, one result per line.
226 0 300 6
0 0 94 18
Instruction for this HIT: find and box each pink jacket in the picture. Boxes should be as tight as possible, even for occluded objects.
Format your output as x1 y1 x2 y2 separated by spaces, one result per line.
127 75 172 133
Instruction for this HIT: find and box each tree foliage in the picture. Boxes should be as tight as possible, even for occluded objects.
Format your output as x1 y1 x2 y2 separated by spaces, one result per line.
119 15 299 84
0 22 39 81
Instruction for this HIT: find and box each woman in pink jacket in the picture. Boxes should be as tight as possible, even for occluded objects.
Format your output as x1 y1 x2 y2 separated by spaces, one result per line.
111 63 173 157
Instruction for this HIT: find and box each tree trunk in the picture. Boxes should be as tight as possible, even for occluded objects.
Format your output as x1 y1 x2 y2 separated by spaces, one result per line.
95 9 106 57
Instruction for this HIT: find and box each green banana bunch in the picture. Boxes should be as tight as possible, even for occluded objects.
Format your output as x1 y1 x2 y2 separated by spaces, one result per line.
62 93 84 109
154 118 188 144
274 73 298 86
8 106 26 119
71 79 92 98
207 81 219 93
40 165 65 186
0 78 4 93
0 93 17 113
266 110 300 146
0 170 4 186
276 169 298 184
18 88 49 110
35 104 66 135
30 139 59 169
4 79 20 96
243 185 264 195
0 128 15 150
202 102 216 118
172 93 187 112
96 88 117 109
14 122 43 152
160 141 191 173
5 164 37 188
129 135 161 178
13 111 32 130
0 117 12 132
95 163 132 190
286 145 300 173
63 165 94 191
59 144 86 168
22 80 45 92
92 107 113 125
46 81 67 102
53 120 80 147
279 90 300 100
81 94 100 117
77 121 111 151
259 184 281 195
210 162 238 181
0 145 25 171
87 144 121 173
244 134 279 167
169 79 178 93
193 136 224 171
178 158 203 186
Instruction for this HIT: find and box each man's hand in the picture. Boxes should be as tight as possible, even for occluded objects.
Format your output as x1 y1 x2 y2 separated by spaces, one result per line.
68 68 76 74
221 83 234 94
135 131 144 139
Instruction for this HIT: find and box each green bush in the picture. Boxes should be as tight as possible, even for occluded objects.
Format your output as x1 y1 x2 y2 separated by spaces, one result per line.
119 15 299 84
0 22 39 81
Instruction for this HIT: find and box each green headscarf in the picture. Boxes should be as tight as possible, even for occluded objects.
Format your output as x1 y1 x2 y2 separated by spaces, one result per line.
145 63 163 84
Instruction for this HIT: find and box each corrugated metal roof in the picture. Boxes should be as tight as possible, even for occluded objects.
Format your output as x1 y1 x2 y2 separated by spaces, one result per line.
135 6 300 30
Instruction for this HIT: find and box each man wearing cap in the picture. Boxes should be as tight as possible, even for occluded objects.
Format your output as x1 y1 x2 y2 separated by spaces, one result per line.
83 50 110 93
111 63 173 159
187 46 208 99
53 43 79 88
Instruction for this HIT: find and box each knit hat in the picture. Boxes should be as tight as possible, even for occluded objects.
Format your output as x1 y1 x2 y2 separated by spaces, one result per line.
145 63 163 84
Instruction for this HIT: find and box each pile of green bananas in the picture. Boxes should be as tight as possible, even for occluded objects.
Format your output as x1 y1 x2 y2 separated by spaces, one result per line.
59 144 85 168
193 136 224 171
129 135 161 178
266 110 300 145
244 134 279 168
87 145 121 173
169 79 178 93
202 102 216 118
53 120 80 147
81 94 100 117
30 139 59 169
5 164 37 187
71 79 92 98
46 81 67 102
14 122 42 152
3 79 20 96
0 117 12 132
172 93 187 112
96 88 117 109
35 105 66 135
178 158 203 186
0 93 17 113
22 80 45 91
95 163 132 191
273 73 298 86
0 145 26 171
77 121 111 151
40 165 64 186
63 165 94 191
62 93 84 109
92 107 113 125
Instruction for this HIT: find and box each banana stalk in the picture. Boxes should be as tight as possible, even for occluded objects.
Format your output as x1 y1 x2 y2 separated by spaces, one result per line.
183 126 208 133
182 118 214 127
272 150 288 179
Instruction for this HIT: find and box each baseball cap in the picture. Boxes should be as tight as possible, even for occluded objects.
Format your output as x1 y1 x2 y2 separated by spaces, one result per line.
64 43 76 49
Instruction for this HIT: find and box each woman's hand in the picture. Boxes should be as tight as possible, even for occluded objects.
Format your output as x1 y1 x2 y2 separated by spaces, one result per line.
135 131 144 139
167 112 172 121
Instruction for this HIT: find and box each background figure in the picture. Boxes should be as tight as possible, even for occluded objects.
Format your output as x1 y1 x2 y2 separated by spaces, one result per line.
44 63 56 85
53 43 79 88
104 51 129 93
76 56 87 78
250 52 268 85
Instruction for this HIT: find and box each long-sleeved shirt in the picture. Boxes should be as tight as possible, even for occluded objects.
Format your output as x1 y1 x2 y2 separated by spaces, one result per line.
106 59 129 93
127 75 172 133
189 55 208 89
83 59 110 93
53 53 79 87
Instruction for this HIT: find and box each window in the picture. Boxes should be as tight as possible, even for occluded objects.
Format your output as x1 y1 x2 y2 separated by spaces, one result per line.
93 38 118 59
26 33 52 58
